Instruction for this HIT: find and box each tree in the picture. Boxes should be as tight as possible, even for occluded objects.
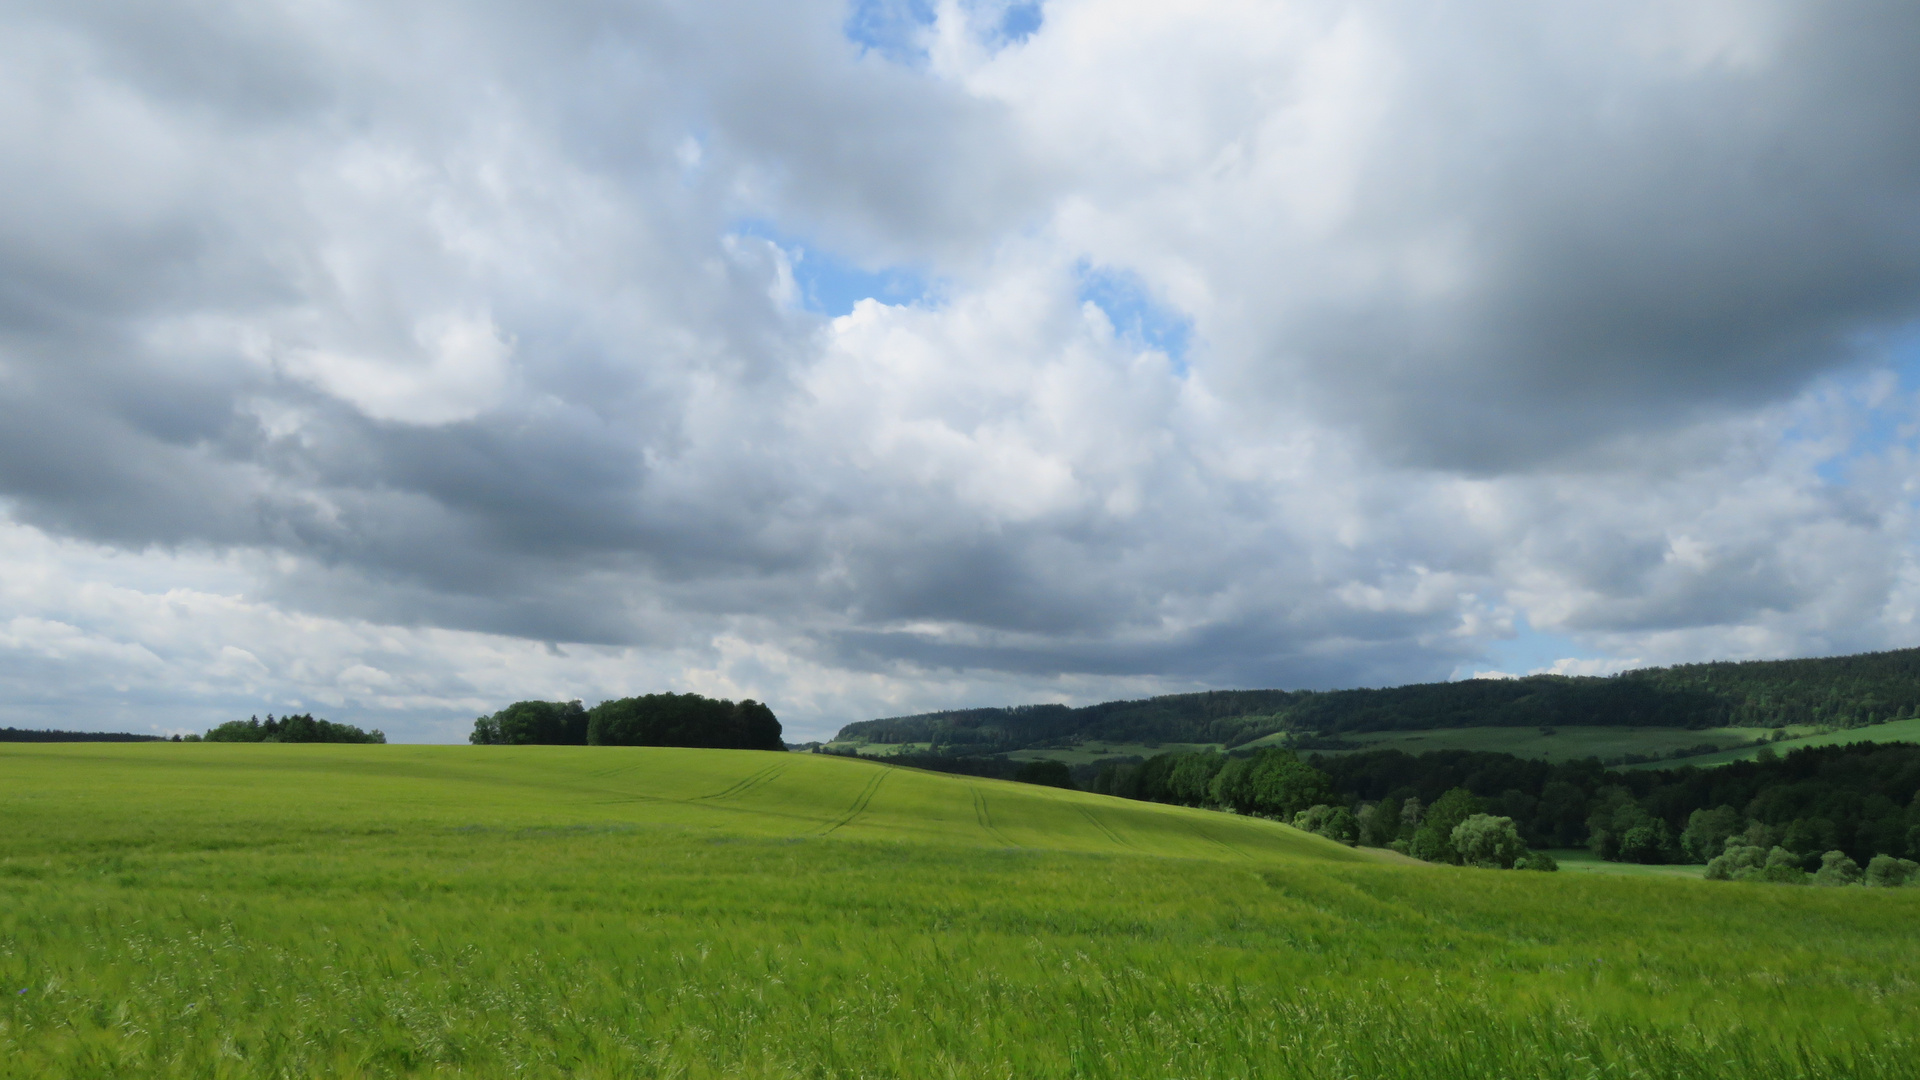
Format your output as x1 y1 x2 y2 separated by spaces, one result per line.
1758 846 1809 884
1410 788 1482 864
1166 751 1224 806
1864 854 1919 887
470 700 588 745
1357 797 1403 847
1451 814 1526 869
1616 819 1676 865
1292 804 1359 845
1705 843 1767 881
1813 850 1862 886
1209 749 1332 818
1014 759 1074 789
587 693 784 751
1680 805 1741 863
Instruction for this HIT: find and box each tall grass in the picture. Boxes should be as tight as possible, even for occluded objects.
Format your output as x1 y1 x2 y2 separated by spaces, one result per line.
2 745 1916 1078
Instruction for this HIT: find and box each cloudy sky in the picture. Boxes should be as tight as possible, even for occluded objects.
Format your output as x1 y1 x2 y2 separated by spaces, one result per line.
4 0 1920 742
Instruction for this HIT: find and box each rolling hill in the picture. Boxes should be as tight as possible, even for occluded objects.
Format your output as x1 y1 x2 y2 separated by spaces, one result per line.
4 743 1917 1078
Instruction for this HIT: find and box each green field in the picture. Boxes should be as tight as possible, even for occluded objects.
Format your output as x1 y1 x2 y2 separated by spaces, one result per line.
1282 724 1781 762
4 745 1918 1078
1619 716 1920 769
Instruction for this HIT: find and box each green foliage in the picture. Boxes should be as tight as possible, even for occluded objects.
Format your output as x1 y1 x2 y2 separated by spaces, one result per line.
1515 849 1559 872
1864 854 1920 887
1682 805 1742 862
1012 759 1074 789
1452 814 1527 869
204 713 385 743
1292 804 1359 845
1209 748 1333 817
1317 742 1920 869
587 693 783 750
470 700 588 745
1759 846 1811 884
1705 842 1767 881
1410 788 1482 864
1814 850 1862 886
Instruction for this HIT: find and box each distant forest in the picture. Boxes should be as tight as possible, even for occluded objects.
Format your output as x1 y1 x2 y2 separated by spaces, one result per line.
0 727 162 743
204 714 386 743
836 647 1920 753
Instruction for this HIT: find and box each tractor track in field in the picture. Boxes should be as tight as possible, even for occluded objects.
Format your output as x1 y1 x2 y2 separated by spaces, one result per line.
821 767 890 835
1182 817 1252 860
970 784 1018 847
700 762 787 802
1076 804 1137 850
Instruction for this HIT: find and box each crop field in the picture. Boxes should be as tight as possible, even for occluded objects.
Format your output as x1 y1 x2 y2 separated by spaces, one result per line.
4 745 1918 1078
1619 716 1920 769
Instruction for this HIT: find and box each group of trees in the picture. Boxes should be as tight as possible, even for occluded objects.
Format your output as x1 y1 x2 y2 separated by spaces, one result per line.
469 693 784 751
203 714 386 743
1089 747 1333 818
1311 742 1920 874
1088 746 1557 870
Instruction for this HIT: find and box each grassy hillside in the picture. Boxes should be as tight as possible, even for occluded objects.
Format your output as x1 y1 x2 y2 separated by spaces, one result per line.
1620 715 1920 770
834 646 1920 754
4 744 1919 1078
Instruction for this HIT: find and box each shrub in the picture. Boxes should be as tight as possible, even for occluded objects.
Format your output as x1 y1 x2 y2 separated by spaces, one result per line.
1705 843 1766 881
1291 804 1359 845
1514 850 1558 871
1864 854 1920 887
1813 851 1862 887
1450 814 1526 869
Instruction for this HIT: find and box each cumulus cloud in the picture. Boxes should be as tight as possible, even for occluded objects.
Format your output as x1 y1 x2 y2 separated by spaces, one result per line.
1 0 1918 739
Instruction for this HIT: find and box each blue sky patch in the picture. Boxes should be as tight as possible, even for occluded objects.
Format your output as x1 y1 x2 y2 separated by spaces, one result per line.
844 1 1043 61
735 220 930 316
844 0 937 63
1457 614 1603 680
1076 263 1192 371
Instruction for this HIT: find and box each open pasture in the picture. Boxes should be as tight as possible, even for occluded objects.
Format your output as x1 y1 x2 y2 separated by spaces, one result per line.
3 744 1917 1078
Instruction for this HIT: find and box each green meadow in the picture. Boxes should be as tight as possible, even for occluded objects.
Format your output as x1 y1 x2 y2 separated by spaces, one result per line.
4 745 1918 1078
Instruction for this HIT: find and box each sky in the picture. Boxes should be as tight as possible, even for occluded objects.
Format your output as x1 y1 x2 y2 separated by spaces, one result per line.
3 0 1920 743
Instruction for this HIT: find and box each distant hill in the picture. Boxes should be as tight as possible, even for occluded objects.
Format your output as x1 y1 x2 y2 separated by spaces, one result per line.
834 647 1920 753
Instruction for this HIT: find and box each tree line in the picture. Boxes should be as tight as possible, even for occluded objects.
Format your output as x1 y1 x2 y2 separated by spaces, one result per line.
203 714 386 743
0 728 162 742
469 693 783 751
1089 746 1556 870
1087 740 1920 882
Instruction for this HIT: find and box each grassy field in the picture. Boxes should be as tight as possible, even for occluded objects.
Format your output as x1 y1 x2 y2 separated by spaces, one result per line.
1620 716 1920 769
4 744 1918 1078
1546 849 1708 879
1250 725 1781 762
